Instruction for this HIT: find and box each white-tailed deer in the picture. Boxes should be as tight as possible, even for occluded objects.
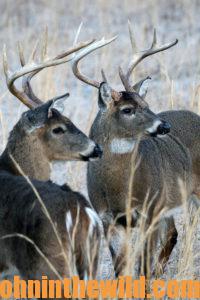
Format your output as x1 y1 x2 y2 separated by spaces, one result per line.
0 33 102 295
71 27 200 277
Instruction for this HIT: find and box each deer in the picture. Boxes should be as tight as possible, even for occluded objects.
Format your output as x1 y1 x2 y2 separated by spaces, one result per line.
0 33 103 297
71 27 200 278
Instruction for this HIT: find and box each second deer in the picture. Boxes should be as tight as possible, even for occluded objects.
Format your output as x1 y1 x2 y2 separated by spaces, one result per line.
71 27 200 277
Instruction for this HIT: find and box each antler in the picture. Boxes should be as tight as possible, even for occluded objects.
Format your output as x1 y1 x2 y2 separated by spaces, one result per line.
71 36 117 88
119 21 178 92
3 29 94 109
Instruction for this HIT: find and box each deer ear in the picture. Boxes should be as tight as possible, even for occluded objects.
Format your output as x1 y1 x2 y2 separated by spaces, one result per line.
133 76 151 99
48 93 70 118
98 82 112 109
22 110 45 133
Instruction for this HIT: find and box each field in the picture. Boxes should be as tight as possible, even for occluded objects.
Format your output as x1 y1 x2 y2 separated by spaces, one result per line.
0 0 200 298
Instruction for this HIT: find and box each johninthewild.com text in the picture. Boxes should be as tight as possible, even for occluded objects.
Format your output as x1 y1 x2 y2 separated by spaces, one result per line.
0 276 200 298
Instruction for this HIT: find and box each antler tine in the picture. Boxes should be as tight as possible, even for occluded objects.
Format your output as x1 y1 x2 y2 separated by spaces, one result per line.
17 41 42 105
17 42 26 67
101 69 108 83
17 39 45 104
41 26 48 60
4 37 95 109
3 45 9 80
73 22 83 47
21 27 69 105
22 39 96 104
72 36 117 88
128 20 137 52
3 44 39 108
20 38 45 105
126 32 178 80
151 28 157 48
119 23 178 92
28 39 39 64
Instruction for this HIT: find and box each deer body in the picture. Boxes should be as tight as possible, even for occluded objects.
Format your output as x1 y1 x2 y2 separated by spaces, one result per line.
0 33 103 296
159 110 200 197
0 100 102 285
88 106 200 277
70 27 198 276
86 86 195 277
0 171 94 279
88 118 193 219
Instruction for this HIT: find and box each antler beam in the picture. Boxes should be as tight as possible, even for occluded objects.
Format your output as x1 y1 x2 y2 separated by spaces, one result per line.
119 22 178 92
71 36 117 88
3 29 94 109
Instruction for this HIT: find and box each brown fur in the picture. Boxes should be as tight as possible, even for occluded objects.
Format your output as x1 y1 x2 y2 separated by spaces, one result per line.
0 101 102 299
0 100 99 179
87 83 198 277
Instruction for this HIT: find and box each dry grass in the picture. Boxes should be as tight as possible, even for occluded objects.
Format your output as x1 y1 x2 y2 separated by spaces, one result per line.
0 0 200 298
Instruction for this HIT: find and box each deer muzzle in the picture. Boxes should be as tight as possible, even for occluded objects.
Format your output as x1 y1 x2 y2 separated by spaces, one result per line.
90 144 103 159
147 120 171 137
80 143 103 161
157 121 171 135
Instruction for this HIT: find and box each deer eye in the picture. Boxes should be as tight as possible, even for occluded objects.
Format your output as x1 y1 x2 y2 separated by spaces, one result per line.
121 107 135 115
52 126 65 134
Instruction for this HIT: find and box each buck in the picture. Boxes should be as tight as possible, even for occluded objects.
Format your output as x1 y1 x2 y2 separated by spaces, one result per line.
0 34 103 293
71 28 200 276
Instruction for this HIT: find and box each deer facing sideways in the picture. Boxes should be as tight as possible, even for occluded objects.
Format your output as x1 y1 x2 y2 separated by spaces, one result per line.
71 29 200 276
0 36 103 291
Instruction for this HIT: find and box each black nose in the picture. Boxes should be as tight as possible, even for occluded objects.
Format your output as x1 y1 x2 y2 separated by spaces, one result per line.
90 144 103 159
157 121 171 135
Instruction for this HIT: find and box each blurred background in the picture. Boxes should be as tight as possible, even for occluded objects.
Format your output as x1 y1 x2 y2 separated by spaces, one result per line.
0 0 200 281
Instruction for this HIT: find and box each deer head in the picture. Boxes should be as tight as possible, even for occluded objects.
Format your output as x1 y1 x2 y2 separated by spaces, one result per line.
19 97 102 161
2 30 102 179
71 25 177 148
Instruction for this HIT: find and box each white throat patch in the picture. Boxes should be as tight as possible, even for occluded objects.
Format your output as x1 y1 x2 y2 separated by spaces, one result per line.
109 138 136 154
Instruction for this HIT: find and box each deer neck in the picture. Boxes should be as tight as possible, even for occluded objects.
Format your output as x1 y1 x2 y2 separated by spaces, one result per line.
109 138 136 154
91 115 135 157
0 125 50 181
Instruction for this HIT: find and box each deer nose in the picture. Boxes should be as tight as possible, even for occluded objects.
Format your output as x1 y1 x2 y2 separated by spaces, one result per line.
90 144 103 160
157 121 171 135
80 143 103 161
